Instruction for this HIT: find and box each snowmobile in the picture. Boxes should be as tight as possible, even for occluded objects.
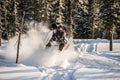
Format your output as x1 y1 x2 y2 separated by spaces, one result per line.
44 23 72 51
45 31 67 51
44 30 71 51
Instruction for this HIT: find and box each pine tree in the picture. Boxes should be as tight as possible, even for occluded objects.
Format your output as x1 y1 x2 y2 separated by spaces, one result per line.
3 0 9 40
73 0 91 39
115 0 120 38
88 0 94 38
0 0 3 46
100 0 117 51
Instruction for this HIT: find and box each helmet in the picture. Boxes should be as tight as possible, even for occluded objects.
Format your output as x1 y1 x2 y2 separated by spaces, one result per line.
50 23 57 30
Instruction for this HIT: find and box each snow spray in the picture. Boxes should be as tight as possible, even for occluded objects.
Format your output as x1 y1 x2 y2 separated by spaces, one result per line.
4 22 78 68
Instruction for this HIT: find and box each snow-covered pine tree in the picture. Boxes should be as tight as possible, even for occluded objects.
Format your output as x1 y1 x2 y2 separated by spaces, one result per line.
0 19 1 46
73 0 91 39
3 0 9 40
115 0 120 39
99 0 117 51
88 0 96 39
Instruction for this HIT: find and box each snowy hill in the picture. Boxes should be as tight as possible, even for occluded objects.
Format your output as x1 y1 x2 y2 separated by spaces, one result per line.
0 39 120 80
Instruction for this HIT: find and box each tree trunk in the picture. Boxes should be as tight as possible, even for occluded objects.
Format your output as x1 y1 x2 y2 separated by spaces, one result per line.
0 33 1 46
110 32 113 51
68 0 73 38
109 24 115 51
16 32 21 64
44 0 48 22
14 0 19 64
58 0 62 24
14 0 18 37
88 0 95 39
16 12 25 64
4 0 9 40
0 25 1 46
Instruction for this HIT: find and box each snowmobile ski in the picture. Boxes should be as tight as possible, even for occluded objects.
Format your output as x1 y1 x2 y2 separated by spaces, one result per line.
44 31 53 47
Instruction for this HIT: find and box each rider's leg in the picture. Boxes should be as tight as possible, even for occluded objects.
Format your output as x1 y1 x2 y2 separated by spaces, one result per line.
59 43 64 51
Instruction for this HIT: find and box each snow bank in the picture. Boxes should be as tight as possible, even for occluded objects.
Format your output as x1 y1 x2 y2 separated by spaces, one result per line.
74 38 120 52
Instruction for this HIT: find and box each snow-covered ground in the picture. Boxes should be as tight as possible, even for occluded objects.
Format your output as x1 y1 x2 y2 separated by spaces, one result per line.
0 23 120 80
0 39 120 80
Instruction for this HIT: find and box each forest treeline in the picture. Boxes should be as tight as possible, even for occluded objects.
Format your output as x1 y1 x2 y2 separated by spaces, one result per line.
0 0 120 40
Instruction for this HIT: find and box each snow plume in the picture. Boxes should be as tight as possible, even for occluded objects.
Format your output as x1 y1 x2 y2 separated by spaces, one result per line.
4 22 78 68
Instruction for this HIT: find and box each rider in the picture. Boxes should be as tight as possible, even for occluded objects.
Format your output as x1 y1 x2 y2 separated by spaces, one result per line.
46 23 67 51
